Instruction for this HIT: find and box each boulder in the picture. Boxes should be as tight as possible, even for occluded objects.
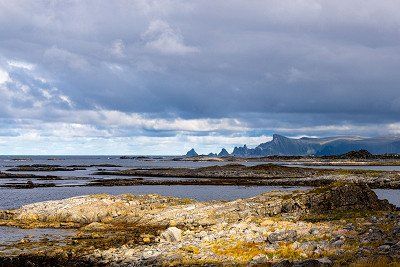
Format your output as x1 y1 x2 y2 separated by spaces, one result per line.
268 230 297 243
161 227 182 242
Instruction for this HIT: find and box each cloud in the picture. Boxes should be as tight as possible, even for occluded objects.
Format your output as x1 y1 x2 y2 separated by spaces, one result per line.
0 1 399 154
0 68 10 84
142 19 199 55
110 39 125 57
43 47 89 71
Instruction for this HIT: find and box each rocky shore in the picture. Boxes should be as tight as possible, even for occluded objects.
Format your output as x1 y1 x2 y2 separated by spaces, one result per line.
94 164 400 189
2 162 400 189
0 183 399 266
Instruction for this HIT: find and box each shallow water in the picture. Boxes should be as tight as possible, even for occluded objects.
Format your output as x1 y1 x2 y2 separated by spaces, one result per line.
0 155 265 170
0 226 75 246
0 185 398 210
288 164 400 171
0 185 310 210
0 156 398 209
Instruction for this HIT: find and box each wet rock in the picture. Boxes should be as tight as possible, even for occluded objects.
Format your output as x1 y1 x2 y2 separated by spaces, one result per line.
273 260 292 267
305 183 395 213
268 230 297 243
294 258 333 266
393 227 400 236
378 245 391 252
361 228 385 243
160 227 182 242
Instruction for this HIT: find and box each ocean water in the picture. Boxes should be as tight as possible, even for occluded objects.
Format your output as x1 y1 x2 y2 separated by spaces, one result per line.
290 164 400 172
0 156 398 208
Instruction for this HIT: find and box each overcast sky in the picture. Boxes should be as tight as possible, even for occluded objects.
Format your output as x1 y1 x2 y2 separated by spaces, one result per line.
1 0 400 155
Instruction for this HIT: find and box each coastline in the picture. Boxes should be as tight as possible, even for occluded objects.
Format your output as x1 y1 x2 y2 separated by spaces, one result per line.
0 183 399 266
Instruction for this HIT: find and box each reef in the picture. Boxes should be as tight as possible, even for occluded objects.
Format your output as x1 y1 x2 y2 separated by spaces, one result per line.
0 183 399 266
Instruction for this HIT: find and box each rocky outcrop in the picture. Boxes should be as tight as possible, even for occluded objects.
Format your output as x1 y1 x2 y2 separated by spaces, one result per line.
0 183 398 266
0 183 393 229
185 148 198 157
226 134 400 156
217 148 230 157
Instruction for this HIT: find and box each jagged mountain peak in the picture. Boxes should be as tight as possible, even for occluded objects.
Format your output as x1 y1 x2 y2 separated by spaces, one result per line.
185 148 198 157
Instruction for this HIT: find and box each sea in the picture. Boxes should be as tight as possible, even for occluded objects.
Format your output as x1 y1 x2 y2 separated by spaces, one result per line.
0 155 398 209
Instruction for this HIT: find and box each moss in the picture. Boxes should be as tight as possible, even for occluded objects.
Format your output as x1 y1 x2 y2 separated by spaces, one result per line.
272 243 304 260
211 239 265 263
350 257 400 267
299 210 379 222
181 245 200 254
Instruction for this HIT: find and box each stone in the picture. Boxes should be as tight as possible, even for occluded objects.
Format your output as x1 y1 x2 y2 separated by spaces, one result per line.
81 222 108 231
378 245 390 251
293 258 333 266
331 240 344 247
142 250 161 260
160 227 182 242
268 230 297 243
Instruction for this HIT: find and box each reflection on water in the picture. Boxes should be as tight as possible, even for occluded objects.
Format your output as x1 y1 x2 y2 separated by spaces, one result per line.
0 185 398 210
287 164 400 171
0 156 398 209
0 185 310 210
0 226 75 245
374 189 400 207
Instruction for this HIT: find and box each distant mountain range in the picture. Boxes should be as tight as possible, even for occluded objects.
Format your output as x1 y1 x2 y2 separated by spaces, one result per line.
186 134 400 157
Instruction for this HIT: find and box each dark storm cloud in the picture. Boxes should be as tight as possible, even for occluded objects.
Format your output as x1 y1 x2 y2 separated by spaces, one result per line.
1 1 400 154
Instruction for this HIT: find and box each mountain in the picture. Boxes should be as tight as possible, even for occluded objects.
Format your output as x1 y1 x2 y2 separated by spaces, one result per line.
230 134 400 156
218 148 230 157
185 148 198 157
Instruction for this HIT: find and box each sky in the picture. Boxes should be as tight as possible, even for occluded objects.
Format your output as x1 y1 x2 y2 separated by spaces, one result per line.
1 0 400 155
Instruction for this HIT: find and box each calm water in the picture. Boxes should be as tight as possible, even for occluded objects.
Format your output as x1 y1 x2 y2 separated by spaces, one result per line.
0 156 398 209
0 185 310 210
0 226 74 246
290 164 400 171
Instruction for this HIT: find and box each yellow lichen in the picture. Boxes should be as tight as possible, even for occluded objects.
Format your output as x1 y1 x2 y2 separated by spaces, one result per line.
211 239 265 263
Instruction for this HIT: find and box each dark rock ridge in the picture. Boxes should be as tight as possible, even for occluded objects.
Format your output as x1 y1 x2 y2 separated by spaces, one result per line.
230 134 400 156
185 148 198 157
217 148 230 157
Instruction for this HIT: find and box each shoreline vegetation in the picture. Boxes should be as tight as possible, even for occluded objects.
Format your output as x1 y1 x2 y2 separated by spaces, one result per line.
0 183 399 266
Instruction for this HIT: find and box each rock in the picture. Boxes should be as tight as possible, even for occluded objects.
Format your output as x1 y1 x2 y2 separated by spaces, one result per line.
293 258 333 266
218 148 230 157
185 148 198 157
268 230 297 243
160 227 182 242
309 228 319 235
142 250 161 260
81 222 108 231
378 245 390 252
305 183 395 213
273 260 292 267
361 228 385 243
250 254 269 265
393 227 400 236
344 223 354 231
331 240 344 247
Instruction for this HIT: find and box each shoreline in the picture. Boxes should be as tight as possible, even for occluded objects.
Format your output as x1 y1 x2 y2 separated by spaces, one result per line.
0 183 399 266
1 163 400 189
